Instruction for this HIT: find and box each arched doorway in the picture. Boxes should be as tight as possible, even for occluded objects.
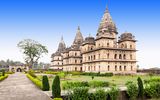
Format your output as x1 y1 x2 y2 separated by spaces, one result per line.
17 68 22 72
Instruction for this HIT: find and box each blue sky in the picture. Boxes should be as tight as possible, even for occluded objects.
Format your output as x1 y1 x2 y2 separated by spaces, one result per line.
0 0 160 68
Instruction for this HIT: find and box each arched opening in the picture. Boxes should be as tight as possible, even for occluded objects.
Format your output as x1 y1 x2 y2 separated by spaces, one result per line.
124 66 126 71
119 54 122 59
75 67 77 71
130 54 133 60
11 68 15 72
131 66 133 71
17 68 22 72
123 54 126 59
121 44 124 48
115 65 117 71
107 53 109 59
108 65 110 71
114 54 117 59
80 67 82 71
119 66 122 71
107 43 109 47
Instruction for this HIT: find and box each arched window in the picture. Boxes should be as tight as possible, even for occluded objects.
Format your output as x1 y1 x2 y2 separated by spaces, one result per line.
75 67 77 71
94 55 96 60
88 56 90 61
121 44 124 48
107 43 109 47
115 65 117 71
58 58 59 60
99 54 100 59
119 54 122 59
123 54 126 59
119 66 122 71
108 65 110 71
58 62 59 65
125 44 127 48
130 45 132 49
75 60 77 63
75 53 77 56
114 54 117 59
107 53 110 59
131 66 133 71
124 66 126 71
130 54 133 60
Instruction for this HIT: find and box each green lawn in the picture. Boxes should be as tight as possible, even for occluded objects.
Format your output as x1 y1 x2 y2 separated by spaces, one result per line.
36 74 160 90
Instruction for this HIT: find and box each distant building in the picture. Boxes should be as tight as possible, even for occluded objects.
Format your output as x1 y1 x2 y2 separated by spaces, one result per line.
51 6 137 74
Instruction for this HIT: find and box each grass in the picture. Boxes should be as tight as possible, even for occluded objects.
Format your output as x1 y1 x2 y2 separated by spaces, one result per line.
36 74 160 90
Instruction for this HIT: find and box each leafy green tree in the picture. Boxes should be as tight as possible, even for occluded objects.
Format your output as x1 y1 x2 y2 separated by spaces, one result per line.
137 77 144 98
42 75 50 91
17 39 48 68
52 75 61 98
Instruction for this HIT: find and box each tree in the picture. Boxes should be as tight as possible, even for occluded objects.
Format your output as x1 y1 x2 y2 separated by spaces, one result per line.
17 39 48 68
137 77 144 98
52 75 61 98
42 75 50 91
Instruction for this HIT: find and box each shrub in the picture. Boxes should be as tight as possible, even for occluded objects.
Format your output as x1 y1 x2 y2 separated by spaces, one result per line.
108 86 119 100
137 77 144 98
44 71 60 75
125 81 138 100
52 75 61 98
62 81 89 90
6 71 14 74
42 75 50 91
71 87 89 100
0 74 8 81
94 89 107 100
53 98 63 100
144 77 160 84
28 70 37 78
145 82 160 98
89 81 109 88
26 74 42 89
2 69 5 76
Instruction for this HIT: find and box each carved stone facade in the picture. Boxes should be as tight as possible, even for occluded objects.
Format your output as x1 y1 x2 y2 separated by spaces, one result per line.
51 7 137 74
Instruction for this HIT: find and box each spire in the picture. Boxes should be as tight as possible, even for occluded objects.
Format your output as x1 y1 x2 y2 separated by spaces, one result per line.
73 26 83 45
57 36 66 52
96 6 117 37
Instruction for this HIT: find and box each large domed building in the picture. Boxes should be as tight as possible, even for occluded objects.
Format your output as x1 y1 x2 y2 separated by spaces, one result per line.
51 6 137 74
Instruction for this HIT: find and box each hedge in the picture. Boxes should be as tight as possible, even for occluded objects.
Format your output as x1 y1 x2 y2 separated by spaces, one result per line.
62 81 109 90
26 74 42 89
0 74 8 81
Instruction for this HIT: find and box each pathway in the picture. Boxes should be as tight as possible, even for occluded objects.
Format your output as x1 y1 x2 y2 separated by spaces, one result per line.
0 72 52 100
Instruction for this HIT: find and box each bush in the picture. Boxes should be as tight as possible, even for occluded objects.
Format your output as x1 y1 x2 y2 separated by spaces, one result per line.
144 77 160 84
26 74 42 89
53 98 63 100
42 75 50 91
28 70 37 78
108 86 119 100
71 87 89 100
137 77 144 98
125 81 138 100
2 69 5 76
0 74 8 81
94 89 107 100
62 81 89 90
89 81 109 88
44 71 60 75
52 75 61 98
145 82 160 98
